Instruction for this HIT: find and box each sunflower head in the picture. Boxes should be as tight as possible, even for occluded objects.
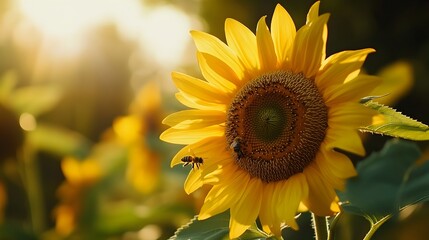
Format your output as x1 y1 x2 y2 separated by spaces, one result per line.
161 1 380 238
225 70 328 183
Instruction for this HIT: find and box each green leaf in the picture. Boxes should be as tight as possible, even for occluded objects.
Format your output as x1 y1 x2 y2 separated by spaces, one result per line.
0 222 37 240
360 101 429 140
339 139 429 218
27 123 91 157
0 70 18 100
171 211 270 240
399 159 429 206
9 85 62 116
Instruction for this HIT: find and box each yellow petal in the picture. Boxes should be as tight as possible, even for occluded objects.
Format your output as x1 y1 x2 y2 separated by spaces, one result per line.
113 116 142 144
316 49 375 91
175 92 226 111
170 136 227 167
61 157 81 184
127 147 160 194
323 74 381 105
171 137 234 188
190 30 244 79
271 4 296 65
198 170 247 219
314 152 346 190
277 173 307 230
306 1 320 24
328 102 374 128
370 61 414 105
292 14 329 78
225 18 258 72
160 125 224 145
184 168 203 194
320 147 357 182
298 202 308 212
303 164 339 216
229 177 263 239
203 161 237 183
197 52 239 92
259 183 281 236
172 72 228 104
187 159 235 191
325 127 365 156
162 109 225 129
182 151 232 193
256 16 277 71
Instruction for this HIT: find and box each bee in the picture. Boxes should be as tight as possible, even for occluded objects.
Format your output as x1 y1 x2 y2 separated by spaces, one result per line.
230 137 244 159
181 155 204 169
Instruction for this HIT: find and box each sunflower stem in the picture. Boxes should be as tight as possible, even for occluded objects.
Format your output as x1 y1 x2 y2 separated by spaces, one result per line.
363 215 392 240
18 143 46 234
312 213 328 240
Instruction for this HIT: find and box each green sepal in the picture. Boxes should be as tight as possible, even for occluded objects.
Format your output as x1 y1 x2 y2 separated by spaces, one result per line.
360 101 429 141
170 210 271 240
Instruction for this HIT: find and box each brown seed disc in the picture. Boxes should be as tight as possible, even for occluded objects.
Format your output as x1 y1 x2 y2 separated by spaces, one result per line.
225 71 328 182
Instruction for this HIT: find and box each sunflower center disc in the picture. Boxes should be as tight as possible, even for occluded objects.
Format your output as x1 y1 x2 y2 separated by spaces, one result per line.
226 71 328 183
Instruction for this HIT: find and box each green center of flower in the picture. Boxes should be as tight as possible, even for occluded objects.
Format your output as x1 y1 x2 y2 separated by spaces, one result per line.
226 71 328 183
249 100 286 142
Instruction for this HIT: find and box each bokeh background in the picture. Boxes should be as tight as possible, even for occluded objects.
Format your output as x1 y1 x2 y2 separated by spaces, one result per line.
0 0 428 239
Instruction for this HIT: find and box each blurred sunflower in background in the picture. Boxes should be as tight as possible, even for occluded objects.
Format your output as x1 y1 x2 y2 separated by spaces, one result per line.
112 81 163 194
52 81 175 239
161 1 388 238
54 157 102 236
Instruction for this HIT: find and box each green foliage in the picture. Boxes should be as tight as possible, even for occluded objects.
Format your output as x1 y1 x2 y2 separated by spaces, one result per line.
0 71 63 117
171 211 272 240
9 85 62 117
334 140 429 239
0 71 17 100
339 139 429 216
0 222 37 240
360 101 429 141
27 123 92 157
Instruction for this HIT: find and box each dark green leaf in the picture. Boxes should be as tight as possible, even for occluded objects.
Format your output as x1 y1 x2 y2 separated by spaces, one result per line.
171 212 229 240
171 211 269 240
339 139 429 218
0 222 37 240
399 160 429 206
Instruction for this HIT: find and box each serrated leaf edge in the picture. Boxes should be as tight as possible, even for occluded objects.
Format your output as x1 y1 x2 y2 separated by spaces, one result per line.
359 101 429 140
168 215 199 240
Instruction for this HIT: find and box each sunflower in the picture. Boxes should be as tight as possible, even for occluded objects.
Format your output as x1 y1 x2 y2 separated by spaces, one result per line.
161 2 381 238
55 157 102 236
112 81 163 194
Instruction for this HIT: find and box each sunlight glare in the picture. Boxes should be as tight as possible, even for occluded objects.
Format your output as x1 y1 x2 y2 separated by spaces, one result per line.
17 0 144 57
19 113 37 131
17 0 199 66
139 6 194 66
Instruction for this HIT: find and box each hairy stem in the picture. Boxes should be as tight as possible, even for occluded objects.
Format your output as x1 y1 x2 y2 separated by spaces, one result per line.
312 213 328 240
